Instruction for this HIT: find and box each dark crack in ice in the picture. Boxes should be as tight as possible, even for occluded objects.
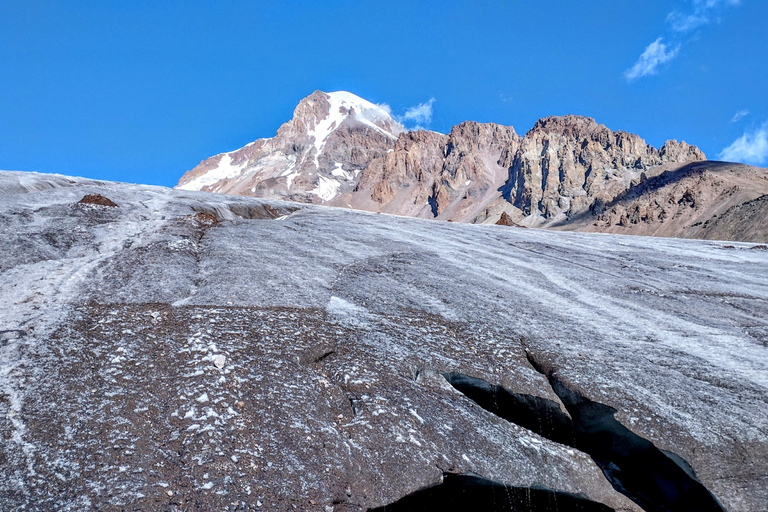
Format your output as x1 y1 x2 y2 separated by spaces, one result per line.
441 353 725 512
368 473 615 512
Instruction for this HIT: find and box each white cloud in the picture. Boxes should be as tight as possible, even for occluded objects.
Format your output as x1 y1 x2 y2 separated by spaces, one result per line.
624 38 680 82
376 102 392 115
731 109 750 123
625 0 740 82
397 98 435 129
667 0 741 32
667 12 710 32
719 121 768 165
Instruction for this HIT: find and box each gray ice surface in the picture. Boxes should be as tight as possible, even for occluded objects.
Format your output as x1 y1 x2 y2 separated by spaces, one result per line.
0 171 766 511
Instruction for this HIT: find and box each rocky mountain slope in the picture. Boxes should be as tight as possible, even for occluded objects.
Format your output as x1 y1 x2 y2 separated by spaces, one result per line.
2 170 768 511
177 91 768 242
549 160 768 242
341 121 520 222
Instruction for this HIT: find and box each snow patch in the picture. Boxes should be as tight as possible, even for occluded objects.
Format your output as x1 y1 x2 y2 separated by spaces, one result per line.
284 170 300 189
306 91 403 168
330 163 347 178
177 154 247 191
326 296 371 327
310 176 341 201
330 162 359 181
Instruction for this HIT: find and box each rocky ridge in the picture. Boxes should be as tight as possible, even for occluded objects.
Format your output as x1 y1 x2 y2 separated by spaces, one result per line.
178 91 768 241
177 92 723 227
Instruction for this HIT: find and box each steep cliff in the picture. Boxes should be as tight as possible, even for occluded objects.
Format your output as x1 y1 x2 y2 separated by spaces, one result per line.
342 122 520 221
499 115 705 221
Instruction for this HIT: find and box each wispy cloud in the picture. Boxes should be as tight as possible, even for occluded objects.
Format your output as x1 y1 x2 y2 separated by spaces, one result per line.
668 0 741 32
625 0 741 82
396 98 435 130
376 102 392 115
731 109 750 123
719 121 768 165
624 38 680 81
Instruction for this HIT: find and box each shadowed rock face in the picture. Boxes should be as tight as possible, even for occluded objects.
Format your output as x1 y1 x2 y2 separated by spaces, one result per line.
553 161 768 242
548 378 724 512
441 373 574 446
3 171 768 511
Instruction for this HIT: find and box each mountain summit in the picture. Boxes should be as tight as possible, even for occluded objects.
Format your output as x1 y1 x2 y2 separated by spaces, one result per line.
177 91 404 202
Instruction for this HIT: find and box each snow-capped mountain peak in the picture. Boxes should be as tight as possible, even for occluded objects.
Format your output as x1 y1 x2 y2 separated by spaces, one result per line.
305 91 403 167
177 90 404 202
317 91 402 138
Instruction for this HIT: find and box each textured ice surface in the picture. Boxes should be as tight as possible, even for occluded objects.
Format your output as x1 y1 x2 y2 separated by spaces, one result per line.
0 170 766 511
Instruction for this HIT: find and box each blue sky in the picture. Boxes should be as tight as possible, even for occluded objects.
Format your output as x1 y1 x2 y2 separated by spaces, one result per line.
1 0 766 187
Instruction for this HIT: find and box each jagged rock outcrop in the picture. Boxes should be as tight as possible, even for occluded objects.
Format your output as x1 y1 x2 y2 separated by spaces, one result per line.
3 171 767 511
344 122 520 221
659 139 705 162
431 122 521 219
495 211 522 227
499 115 706 220
356 130 447 207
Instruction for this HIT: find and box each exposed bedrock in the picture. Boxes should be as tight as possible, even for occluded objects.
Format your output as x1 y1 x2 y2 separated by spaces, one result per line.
499 115 705 220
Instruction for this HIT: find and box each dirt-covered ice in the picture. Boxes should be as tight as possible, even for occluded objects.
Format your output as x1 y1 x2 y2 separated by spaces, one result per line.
0 171 766 511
